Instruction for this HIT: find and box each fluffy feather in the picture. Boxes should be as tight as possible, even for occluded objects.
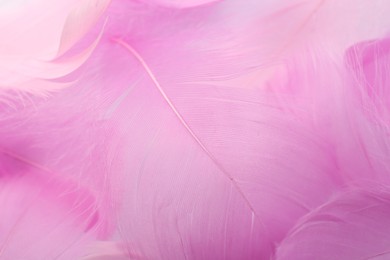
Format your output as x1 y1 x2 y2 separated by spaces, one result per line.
1 0 390 259
275 185 390 259
0 0 110 94
0 156 99 259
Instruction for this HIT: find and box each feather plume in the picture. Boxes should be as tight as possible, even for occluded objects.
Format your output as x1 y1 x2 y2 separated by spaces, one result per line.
1 0 390 259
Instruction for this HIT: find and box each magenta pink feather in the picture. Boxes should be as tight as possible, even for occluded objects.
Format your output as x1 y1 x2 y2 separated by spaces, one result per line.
1 0 390 259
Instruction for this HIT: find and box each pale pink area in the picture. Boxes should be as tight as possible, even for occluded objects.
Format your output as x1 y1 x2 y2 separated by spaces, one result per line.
0 0 390 259
276 186 390 259
0 155 99 259
144 0 219 8
0 0 110 93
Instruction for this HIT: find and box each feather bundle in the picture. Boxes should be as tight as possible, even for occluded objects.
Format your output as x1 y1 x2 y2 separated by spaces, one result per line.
1 0 390 259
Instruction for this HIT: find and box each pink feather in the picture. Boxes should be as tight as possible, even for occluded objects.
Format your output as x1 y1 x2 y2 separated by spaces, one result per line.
1 0 390 259
276 185 390 259
0 0 110 94
142 0 220 8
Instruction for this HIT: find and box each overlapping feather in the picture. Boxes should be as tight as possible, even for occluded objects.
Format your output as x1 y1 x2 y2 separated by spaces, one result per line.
1 0 390 259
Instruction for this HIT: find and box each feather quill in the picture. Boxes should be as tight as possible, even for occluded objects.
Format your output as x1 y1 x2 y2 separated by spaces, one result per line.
1 0 390 259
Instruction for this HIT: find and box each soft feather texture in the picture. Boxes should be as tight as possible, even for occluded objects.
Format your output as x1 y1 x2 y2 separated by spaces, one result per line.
1 0 390 259
0 155 99 259
275 185 390 259
143 0 220 8
0 0 110 94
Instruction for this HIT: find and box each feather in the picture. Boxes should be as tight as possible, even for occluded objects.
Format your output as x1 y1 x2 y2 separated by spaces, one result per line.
1 0 390 259
142 0 220 8
0 0 110 94
0 155 100 259
275 185 390 260
80 242 129 259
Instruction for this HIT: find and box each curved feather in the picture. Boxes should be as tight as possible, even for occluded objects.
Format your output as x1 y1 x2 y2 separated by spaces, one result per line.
0 0 110 93
83 1 349 258
0 1 342 258
0 156 101 259
275 185 390 260
0 0 110 60
1 0 390 259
